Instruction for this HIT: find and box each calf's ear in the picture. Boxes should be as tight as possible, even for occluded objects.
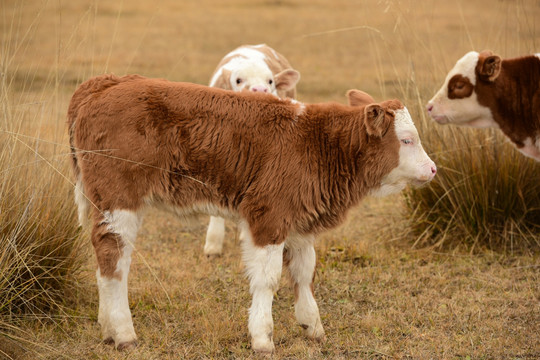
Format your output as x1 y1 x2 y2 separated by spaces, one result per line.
364 104 392 138
347 89 375 107
275 69 300 91
476 50 501 82
213 69 233 90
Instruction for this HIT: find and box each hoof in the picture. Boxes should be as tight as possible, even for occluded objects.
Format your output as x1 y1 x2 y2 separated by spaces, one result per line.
116 340 138 351
312 334 327 343
251 337 274 355
203 229 224 257
255 350 273 358
300 323 326 343
253 347 274 357
205 253 222 260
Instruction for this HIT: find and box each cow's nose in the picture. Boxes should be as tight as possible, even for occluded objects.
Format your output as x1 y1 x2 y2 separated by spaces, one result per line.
251 85 268 93
428 164 437 180
426 103 434 113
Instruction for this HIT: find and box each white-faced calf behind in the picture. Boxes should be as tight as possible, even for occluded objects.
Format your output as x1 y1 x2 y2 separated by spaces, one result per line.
68 75 435 354
205 44 300 257
427 50 540 160
209 44 300 98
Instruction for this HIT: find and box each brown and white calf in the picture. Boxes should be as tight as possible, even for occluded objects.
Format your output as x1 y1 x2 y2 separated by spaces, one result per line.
209 43 300 98
426 50 540 160
205 44 300 256
68 75 436 353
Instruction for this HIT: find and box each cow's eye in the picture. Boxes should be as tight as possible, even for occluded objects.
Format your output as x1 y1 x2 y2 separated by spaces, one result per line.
236 78 243 84
454 81 465 90
268 79 273 85
401 139 413 145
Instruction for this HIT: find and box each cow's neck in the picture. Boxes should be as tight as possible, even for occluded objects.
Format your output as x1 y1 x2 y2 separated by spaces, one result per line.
290 108 361 233
299 105 388 207
476 57 540 148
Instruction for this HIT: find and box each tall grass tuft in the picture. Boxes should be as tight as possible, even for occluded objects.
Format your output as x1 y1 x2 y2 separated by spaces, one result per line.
0 67 86 321
0 141 84 315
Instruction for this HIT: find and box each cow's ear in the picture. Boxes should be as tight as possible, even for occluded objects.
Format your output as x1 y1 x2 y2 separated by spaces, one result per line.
347 89 375 107
476 50 501 82
364 103 392 138
275 69 300 91
213 69 233 90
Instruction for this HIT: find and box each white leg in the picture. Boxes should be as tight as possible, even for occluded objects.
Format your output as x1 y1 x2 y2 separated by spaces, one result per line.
241 223 284 354
285 234 325 341
94 210 141 350
204 216 225 256
97 260 136 349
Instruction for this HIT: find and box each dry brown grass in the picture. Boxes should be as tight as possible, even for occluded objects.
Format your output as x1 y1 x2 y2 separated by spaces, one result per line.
1 0 540 359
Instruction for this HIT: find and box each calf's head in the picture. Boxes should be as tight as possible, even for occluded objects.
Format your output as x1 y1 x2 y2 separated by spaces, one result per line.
217 57 299 97
348 90 437 197
426 50 501 128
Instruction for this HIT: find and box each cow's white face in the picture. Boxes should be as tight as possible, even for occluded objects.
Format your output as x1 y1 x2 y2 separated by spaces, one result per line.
426 51 497 128
227 58 279 95
371 107 437 197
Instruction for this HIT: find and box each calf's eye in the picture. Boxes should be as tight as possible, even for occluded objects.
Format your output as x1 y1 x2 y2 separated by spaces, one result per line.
268 79 273 85
454 81 465 90
236 78 243 84
447 74 473 99
401 139 413 145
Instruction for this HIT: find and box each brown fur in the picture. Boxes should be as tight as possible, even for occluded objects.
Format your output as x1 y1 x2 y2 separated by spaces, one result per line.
68 74 401 268
474 52 540 148
91 221 125 279
447 74 474 100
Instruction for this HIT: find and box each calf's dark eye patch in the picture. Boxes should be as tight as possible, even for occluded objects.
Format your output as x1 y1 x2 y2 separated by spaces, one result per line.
448 74 473 99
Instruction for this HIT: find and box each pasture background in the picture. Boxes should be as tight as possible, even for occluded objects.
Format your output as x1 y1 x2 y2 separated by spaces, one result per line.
1 0 539 359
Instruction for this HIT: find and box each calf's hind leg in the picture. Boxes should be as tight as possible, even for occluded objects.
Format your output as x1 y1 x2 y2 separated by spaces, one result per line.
92 209 141 350
284 234 325 342
204 216 225 256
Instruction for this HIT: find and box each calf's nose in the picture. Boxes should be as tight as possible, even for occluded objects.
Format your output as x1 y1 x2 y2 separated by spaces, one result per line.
251 85 268 93
426 103 434 113
420 161 437 182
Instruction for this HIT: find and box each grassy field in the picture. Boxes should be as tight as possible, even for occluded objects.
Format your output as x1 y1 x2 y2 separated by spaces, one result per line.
1 0 539 359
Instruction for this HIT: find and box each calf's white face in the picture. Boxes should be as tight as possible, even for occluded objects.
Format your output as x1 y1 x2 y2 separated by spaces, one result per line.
210 46 300 97
227 58 278 95
426 51 497 128
372 107 437 197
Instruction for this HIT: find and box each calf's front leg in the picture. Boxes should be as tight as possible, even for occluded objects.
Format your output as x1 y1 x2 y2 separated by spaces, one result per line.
241 224 284 354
